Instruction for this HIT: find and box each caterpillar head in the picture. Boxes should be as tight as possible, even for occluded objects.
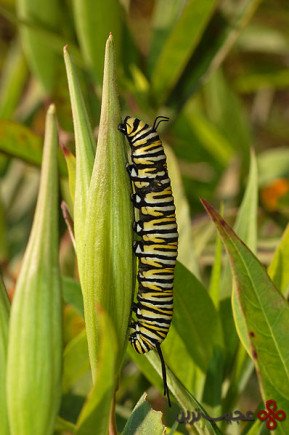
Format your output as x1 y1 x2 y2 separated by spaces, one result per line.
118 116 148 141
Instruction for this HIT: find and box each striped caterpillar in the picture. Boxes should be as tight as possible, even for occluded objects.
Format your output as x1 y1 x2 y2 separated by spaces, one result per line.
118 116 178 406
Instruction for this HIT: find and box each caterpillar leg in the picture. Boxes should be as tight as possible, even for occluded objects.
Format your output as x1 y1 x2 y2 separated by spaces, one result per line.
126 163 138 178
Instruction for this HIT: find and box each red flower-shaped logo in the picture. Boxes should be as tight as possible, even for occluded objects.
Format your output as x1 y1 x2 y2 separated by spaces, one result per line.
257 400 286 430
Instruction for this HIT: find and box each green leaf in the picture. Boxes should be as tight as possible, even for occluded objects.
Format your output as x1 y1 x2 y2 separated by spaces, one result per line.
122 393 166 435
208 222 223 308
184 105 235 167
203 69 251 160
202 199 289 420
0 276 9 435
268 224 289 294
16 0 61 92
55 416 76 432
148 0 188 72
64 45 95 267
75 306 117 435
234 149 258 252
0 38 28 119
0 119 41 163
62 330 90 393
80 35 134 377
166 262 223 373
257 147 289 187
72 0 122 85
163 326 204 399
62 276 84 316
0 119 67 175
151 0 216 104
7 105 62 434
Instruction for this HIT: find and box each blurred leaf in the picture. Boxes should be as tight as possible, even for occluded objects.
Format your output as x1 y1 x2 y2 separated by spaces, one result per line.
0 38 28 119
268 224 289 295
149 0 187 71
0 119 42 164
122 393 165 435
234 149 258 253
55 416 76 432
237 24 289 55
185 101 235 167
162 327 202 398
75 306 117 435
203 69 251 160
0 119 67 175
16 0 61 92
202 200 289 424
0 276 9 435
167 262 223 372
151 0 216 104
168 0 262 110
72 0 122 85
62 329 90 393
62 276 84 317
234 69 289 94
208 222 222 308
0 194 8 262
7 105 62 434
222 149 258 300
257 148 289 187
127 346 163 394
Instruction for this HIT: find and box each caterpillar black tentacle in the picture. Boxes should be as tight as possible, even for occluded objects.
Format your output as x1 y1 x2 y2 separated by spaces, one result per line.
118 115 178 407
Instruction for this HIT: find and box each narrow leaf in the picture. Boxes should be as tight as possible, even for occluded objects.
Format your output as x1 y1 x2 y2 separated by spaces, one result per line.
64 46 95 266
0 38 28 119
7 105 62 435
16 0 60 91
151 0 216 103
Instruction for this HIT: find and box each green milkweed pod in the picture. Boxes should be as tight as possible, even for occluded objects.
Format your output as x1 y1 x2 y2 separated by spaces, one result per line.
7 105 62 435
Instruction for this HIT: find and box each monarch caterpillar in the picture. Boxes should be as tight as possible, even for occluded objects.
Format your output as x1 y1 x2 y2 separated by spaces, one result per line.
118 115 178 406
